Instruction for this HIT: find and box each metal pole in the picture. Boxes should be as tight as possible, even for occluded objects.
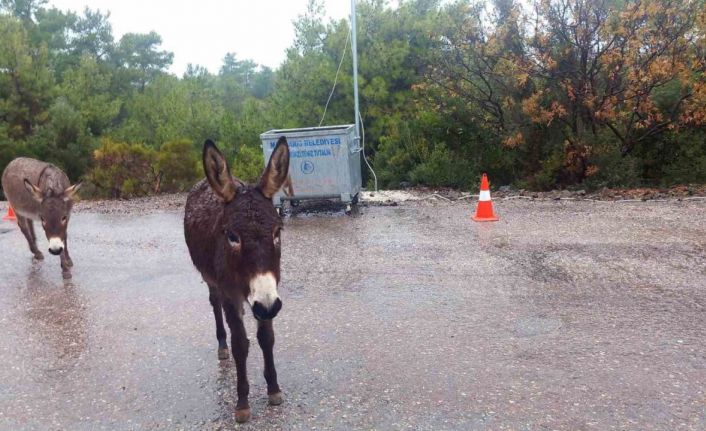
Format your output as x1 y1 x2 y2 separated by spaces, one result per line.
350 0 361 146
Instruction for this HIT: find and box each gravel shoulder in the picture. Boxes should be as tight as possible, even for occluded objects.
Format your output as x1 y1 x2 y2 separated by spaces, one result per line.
3 185 705 215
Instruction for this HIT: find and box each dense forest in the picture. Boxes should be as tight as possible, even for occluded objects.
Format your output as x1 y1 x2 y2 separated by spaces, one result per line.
1 0 705 198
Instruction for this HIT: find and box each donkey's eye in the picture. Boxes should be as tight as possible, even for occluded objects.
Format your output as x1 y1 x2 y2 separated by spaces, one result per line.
61 216 67 223
226 231 240 247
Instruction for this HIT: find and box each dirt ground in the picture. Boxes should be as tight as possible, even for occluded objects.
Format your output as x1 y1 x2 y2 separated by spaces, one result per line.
0 195 704 430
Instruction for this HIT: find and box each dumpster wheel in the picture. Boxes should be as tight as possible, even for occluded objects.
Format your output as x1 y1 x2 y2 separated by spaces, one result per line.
345 194 360 215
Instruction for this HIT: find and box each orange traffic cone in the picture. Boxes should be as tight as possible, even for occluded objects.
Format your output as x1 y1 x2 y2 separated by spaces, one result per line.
3 205 17 221
472 174 499 222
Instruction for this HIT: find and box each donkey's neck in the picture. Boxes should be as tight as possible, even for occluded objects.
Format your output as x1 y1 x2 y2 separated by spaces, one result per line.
38 165 69 196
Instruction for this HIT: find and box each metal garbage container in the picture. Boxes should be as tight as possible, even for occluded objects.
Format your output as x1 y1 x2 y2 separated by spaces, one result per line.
260 125 362 211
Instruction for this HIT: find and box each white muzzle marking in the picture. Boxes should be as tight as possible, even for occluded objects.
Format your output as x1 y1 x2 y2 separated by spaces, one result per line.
247 273 279 308
48 237 64 253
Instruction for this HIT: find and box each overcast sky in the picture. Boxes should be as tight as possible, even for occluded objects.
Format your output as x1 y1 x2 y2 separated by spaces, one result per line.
48 0 357 75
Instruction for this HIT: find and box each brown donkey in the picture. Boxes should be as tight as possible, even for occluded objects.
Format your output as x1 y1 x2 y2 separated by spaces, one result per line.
2 158 81 279
184 137 290 423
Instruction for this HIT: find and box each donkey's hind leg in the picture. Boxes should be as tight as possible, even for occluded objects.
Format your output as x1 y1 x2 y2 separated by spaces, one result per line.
17 215 43 260
222 299 251 423
208 283 229 360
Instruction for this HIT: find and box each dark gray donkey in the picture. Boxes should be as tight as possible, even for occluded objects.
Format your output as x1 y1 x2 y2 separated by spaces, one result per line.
2 158 81 279
184 138 290 423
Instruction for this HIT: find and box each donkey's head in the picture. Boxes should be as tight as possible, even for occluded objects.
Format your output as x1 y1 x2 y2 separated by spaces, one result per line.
24 180 81 255
203 137 290 320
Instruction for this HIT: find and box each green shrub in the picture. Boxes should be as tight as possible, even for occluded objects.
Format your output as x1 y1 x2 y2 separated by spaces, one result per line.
659 131 706 185
156 139 200 192
409 142 472 188
373 134 416 188
231 143 264 183
582 137 641 190
531 150 564 191
87 138 157 198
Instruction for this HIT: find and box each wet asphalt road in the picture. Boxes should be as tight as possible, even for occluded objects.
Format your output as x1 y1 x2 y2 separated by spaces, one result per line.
0 198 704 430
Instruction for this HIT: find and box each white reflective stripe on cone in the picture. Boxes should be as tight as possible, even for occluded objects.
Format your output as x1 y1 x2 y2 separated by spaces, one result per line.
479 190 491 201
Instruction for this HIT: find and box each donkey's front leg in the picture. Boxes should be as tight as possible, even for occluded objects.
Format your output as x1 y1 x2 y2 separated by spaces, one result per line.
257 319 283 405
57 234 72 279
26 218 44 259
17 216 43 260
223 300 251 423
63 236 73 267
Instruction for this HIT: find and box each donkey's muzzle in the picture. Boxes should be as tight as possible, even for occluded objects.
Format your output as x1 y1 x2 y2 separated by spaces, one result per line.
252 298 282 320
48 237 64 255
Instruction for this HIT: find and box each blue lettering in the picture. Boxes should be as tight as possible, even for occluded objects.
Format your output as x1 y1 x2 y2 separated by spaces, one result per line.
290 148 332 158
269 136 341 149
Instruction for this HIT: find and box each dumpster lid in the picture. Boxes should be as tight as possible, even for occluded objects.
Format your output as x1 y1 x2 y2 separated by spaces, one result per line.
260 124 355 138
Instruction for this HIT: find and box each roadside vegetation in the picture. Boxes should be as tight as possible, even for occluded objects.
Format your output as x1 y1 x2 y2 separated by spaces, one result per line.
1 0 705 198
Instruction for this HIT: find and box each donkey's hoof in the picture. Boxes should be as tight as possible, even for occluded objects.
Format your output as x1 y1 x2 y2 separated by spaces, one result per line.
62 271 72 280
268 391 284 406
33 252 44 260
66 258 74 267
234 408 251 423
217 347 229 360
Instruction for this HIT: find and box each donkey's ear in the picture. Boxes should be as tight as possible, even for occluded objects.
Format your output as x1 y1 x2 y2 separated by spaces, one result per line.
203 139 238 203
63 182 81 202
258 136 290 199
24 179 43 202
